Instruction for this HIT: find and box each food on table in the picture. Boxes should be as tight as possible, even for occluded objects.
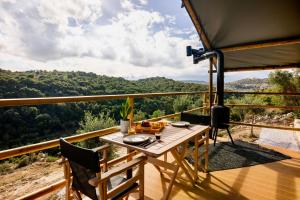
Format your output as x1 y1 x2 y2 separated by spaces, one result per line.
141 120 151 127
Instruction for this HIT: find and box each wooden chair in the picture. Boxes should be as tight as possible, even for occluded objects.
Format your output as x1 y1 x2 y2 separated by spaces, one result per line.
59 138 146 200
181 112 211 143
181 112 210 172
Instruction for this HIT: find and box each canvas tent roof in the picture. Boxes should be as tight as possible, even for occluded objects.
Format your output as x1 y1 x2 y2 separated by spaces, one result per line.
182 0 300 71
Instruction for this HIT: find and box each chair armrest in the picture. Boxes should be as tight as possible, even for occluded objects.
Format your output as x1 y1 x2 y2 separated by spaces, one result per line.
58 157 67 165
106 151 138 167
92 144 110 153
102 156 146 181
89 156 147 186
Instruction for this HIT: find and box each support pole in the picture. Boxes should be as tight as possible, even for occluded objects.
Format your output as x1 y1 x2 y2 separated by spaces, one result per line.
209 58 213 117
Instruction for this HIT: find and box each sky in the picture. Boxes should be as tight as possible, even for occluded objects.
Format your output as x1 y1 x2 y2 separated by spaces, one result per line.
0 0 270 82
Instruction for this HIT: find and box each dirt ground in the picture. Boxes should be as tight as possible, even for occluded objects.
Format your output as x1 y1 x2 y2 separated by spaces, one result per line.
0 161 63 200
0 126 261 200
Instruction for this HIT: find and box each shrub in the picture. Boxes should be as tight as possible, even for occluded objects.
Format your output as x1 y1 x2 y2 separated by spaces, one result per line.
173 95 193 112
77 111 117 159
0 162 13 175
16 155 30 168
150 109 165 118
46 156 58 162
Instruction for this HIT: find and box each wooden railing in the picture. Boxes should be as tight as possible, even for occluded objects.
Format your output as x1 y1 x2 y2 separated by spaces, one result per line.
0 92 206 107
0 91 207 200
0 90 299 199
0 107 205 161
1 90 299 160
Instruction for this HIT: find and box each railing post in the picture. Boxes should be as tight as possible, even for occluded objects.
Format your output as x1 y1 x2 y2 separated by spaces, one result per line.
128 97 134 126
202 93 208 115
127 96 134 179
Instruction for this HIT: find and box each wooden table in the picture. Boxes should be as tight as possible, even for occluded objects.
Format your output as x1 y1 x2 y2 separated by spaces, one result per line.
100 124 210 200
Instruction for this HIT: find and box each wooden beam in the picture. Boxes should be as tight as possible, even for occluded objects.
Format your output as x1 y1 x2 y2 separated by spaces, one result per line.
0 91 206 107
224 64 300 72
226 104 300 111
229 121 300 132
182 0 211 49
221 38 300 53
147 107 205 122
223 91 300 96
16 179 66 200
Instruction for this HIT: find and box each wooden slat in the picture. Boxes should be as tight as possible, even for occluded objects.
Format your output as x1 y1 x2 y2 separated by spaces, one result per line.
223 91 300 96
16 179 66 200
101 156 146 181
221 38 300 53
106 151 138 167
229 121 300 131
226 104 300 110
0 92 205 107
148 107 205 122
147 157 177 171
107 175 139 199
182 0 211 49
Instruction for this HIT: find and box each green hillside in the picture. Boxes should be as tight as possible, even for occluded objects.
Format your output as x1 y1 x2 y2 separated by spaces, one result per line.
0 69 207 149
225 78 269 91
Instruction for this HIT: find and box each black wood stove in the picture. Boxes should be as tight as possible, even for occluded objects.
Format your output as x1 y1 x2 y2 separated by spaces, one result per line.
210 50 234 146
187 47 234 146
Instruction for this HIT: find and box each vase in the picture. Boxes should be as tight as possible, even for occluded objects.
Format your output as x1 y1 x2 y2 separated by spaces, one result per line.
120 120 130 133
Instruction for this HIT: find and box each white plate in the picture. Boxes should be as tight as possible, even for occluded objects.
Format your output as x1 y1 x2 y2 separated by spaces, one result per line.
171 121 191 127
123 134 150 144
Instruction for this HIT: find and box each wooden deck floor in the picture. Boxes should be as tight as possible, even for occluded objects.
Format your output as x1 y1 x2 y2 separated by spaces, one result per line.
129 143 300 200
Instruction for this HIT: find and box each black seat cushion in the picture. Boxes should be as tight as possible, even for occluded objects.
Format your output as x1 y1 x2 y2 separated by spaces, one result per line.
181 112 210 125
108 175 138 200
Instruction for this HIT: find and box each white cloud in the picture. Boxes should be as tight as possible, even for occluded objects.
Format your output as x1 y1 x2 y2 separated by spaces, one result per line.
0 0 268 81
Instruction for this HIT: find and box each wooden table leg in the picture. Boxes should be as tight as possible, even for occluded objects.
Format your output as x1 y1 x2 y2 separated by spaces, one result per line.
126 148 133 179
205 130 209 173
171 147 194 184
147 157 180 200
162 165 179 200
164 153 168 171
194 134 199 183
153 165 162 174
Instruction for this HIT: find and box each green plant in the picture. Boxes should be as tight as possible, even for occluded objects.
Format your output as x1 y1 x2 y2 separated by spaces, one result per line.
46 155 59 162
134 110 146 121
150 109 165 118
173 95 193 112
0 162 13 175
16 155 30 168
120 97 132 121
76 112 117 160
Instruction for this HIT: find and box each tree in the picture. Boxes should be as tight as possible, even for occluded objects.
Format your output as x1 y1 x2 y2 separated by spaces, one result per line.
18 87 45 98
268 70 299 106
134 110 146 121
77 112 117 157
150 109 165 118
173 95 193 112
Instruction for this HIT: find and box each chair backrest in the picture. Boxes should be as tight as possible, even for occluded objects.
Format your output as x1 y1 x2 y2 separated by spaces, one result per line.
60 138 100 200
181 112 210 125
